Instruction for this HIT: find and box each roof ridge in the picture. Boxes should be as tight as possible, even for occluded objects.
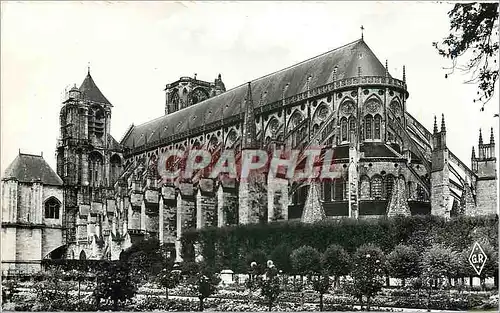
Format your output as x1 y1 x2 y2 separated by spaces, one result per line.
131 39 362 131
19 152 43 158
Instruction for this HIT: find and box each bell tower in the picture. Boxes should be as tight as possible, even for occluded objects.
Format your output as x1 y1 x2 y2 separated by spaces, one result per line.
472 128 497 215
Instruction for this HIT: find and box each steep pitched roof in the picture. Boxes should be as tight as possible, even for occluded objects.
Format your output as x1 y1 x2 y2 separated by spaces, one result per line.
122 39 388 148
79 72 111 105
3 153 63 186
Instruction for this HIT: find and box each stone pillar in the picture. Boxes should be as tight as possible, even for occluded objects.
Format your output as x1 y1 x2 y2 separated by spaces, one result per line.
267 176 289 222
218 179 239 226
348 144 359 219
32 181 43 223
386 175 411 217
161 185 177 244
239 172 266 224
461 182 477 216
301 182 325 223
176 183 196 262
2 179 18 222
81 153 89 186
196 179 217 228
159 196 164 243
431 115 451 218
217 185 225 227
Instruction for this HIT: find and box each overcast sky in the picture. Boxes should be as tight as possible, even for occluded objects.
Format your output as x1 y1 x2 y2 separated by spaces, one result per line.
1 1 499 174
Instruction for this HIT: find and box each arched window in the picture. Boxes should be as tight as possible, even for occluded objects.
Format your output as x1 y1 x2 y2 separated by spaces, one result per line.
374 115 381 140
348 117 356 142
322 181 332 202
365 115 373 139
79 250 87 260
89 151 103 187
44 197 60 219
110 154 122 185
384 174 395 199
334 178 345 200
360 176 370 199
341 118 348 142
171 90 180 112
371 175 383 198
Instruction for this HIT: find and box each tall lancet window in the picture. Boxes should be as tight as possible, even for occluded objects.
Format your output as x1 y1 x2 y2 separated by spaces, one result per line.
348 117 356 142
365 115 373 139
341 118 348 142
374 115 381 139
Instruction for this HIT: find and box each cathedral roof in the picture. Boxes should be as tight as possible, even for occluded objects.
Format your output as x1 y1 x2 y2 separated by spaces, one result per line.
3 153 63 186
79 72 111 105
122 39 389 148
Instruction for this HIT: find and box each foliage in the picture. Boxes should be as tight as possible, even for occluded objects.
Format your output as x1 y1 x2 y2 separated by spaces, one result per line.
120 238 172 284
182 215 497 273
156 262 181 300
420 244 457 287
93 261 137 311
386 244 421 284
270 243 294 274
311 272 331 311
321 244 351 280
257 263 282 311
1 279 19 303
245 249 269 275
433 3 499 105
185 262 221 311
291 245 321 276
31 269 75 311
349 244 386 310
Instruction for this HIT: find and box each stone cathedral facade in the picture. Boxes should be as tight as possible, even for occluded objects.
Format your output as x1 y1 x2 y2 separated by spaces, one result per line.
2 38 498 273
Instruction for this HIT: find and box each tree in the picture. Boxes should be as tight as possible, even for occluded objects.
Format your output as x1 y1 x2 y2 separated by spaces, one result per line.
386 244 421 286
270 243 293 274
420 244 457 310
245 249 269 276
186 262 220 311
156 263 181 301
311 272 331 311
350 244 386 311
291 245 321 277
120 238 165 284
434 3 499 106
321 244 351 288
93 261 136 311
257 262 282 311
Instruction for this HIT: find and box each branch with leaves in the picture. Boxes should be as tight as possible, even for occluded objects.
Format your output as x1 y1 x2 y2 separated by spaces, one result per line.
434 3 499 108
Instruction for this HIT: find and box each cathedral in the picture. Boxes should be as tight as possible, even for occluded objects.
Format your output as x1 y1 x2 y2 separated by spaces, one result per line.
1 38 498 274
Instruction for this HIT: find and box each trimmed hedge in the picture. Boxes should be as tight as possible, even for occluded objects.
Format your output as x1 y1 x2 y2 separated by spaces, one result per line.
181 214 498 273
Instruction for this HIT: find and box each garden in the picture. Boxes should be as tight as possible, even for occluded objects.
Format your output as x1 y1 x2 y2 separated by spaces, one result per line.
2 215 499 311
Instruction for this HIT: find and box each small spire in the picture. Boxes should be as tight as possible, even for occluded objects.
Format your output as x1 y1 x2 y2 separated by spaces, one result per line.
479 128 483 144
403 65 406 82
87 62 90 75
385 60 388 77
441 113 446 132
490 127 495 144
194 73 197 80
472 146 476 158
360 25 364 40
433 115 438 133
218 73 221 80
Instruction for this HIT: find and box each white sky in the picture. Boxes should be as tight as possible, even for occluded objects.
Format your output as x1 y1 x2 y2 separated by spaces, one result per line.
1 1 499 175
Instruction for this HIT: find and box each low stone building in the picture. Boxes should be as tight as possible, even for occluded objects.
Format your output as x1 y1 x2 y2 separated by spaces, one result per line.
1 153 64 274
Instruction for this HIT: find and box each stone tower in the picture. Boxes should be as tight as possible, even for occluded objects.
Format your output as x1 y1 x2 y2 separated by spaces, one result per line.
164 74 226 115
430 114 450 217
472 128 497 215
56 69 123 253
